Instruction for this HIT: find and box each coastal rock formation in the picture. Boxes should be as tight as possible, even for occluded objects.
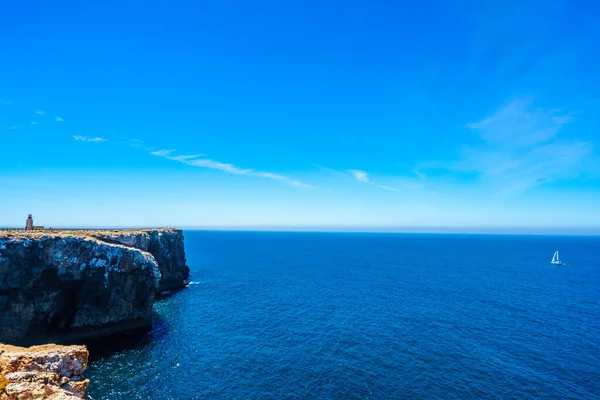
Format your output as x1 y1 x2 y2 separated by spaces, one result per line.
0 232 161 345
94 229 189 292
0 343 89 399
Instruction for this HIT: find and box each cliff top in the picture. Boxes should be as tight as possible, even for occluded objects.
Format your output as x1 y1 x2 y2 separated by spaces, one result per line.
0 228 181 239
0 343 87 355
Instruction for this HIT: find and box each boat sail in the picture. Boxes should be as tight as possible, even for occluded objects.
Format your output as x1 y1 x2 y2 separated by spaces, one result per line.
551 251 564 265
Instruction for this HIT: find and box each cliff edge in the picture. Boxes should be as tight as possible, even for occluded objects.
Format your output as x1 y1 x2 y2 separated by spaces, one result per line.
0 229 189 345
92 229 189 292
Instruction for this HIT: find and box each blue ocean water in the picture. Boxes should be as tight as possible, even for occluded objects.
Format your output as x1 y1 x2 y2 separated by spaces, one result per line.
86 231 600 399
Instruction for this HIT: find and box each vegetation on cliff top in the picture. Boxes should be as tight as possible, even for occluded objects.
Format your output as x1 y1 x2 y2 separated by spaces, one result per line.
0 375 8 395
0 228 180 239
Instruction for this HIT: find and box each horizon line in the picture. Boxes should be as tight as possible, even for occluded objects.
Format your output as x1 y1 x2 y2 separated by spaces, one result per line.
1 225 599 236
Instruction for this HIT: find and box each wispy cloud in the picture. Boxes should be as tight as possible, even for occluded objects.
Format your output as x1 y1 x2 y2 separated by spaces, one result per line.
150 149 175 157
465 99 573 148
152 151 314 188
447 98 594 193
411 169 426 180
376 185 399 192
346 169 409 192
36 110 45 115
55 116 64 122
31 122 37 125
169 154 205 161
347 169 370 183
0 99 11 106
73 135 107 143
4 124 19 130
181 158 253 175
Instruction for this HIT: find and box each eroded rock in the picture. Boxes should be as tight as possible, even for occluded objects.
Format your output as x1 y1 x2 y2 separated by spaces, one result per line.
0 232 161 344
0 344 89 399
94 229 190 291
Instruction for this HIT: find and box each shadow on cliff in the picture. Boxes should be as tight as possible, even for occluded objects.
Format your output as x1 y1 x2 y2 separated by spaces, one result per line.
85 310 170 362
85 286 190 362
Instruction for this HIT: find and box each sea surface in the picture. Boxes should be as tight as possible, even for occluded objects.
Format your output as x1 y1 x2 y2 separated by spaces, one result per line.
86 231 600 399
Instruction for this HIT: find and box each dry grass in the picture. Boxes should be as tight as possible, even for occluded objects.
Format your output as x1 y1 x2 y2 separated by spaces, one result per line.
0 375 9 394
0 228 180 239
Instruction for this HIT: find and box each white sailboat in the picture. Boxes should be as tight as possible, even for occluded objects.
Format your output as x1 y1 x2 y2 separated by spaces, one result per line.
551 250 564 265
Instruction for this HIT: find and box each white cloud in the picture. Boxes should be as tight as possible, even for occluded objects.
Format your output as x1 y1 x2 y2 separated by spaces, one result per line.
313 164 346 176
465 98 573 148
150 149 175 157
31 122 37 125
169 154 205 161
55 116 64 122
0 99 11 106
36 110 45 115
4 124 19 130
452 98 594 193
152 150 314 188
347 169 369 183
73 135 107 143
346 168 411 192
411 169 426 180
376 185 399 192
184 158 254 175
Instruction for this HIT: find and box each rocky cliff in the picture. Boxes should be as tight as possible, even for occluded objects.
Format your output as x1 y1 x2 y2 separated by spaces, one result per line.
93 229 189 292
0 343 89 399
0 228 189 345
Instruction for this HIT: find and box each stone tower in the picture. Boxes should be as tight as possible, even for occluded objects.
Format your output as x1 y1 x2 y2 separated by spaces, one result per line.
25 214 33 230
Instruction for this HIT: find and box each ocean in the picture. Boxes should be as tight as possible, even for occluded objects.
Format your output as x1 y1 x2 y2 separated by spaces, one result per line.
85 231 600 399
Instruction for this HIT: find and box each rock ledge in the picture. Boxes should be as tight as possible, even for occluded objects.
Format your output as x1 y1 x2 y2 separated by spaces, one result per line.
0 343 89 399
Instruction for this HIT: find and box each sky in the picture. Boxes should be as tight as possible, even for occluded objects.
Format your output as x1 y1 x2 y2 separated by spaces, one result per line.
1 0 599 232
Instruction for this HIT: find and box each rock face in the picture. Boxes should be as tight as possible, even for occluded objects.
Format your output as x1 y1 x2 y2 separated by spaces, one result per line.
0 229 189 345
0 343 89 399
0 229 188 345
93 229 189 292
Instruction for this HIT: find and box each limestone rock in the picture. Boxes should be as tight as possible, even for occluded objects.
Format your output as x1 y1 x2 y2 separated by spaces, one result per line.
94 229 190 291
0 232 161 344
60 379 88 397
0 344 89 399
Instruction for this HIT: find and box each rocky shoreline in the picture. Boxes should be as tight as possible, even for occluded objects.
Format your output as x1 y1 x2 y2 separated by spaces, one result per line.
0 228 190 398
0 343 89 399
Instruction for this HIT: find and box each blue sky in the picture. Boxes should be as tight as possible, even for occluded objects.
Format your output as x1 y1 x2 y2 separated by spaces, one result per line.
1 0 599 232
